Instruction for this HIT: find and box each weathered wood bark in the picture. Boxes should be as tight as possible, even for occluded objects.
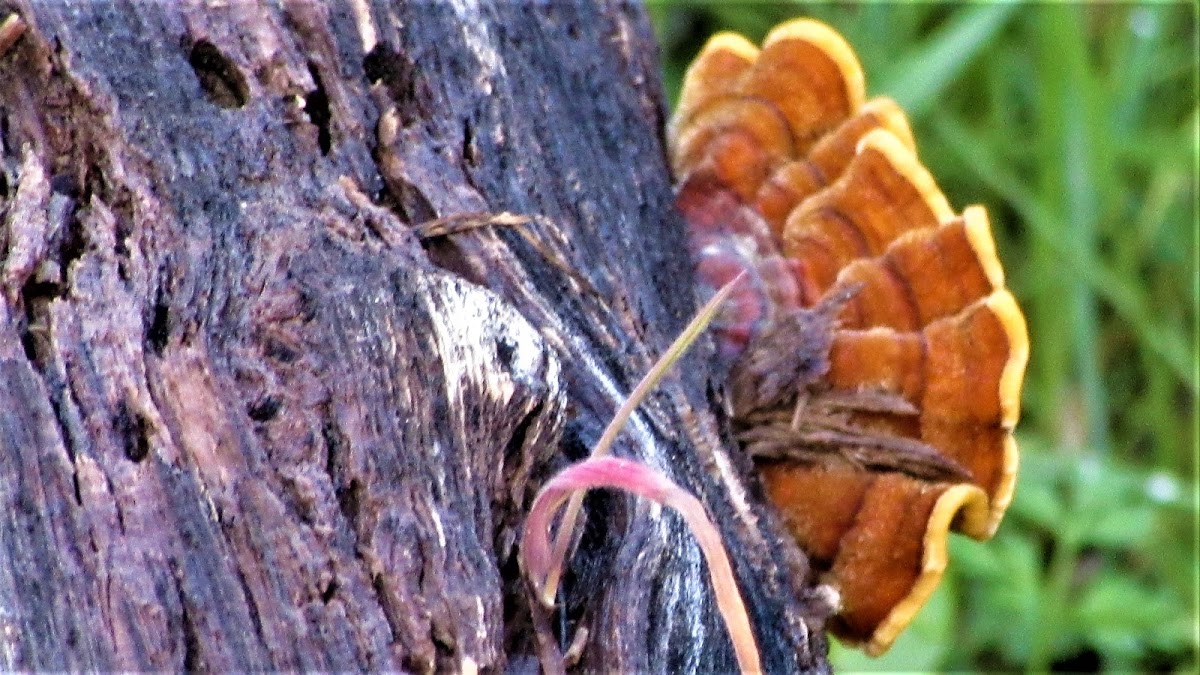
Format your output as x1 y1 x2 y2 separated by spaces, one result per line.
1 2 831 671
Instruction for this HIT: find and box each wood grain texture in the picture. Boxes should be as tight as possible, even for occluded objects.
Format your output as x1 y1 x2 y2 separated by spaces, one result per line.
0 2 829 672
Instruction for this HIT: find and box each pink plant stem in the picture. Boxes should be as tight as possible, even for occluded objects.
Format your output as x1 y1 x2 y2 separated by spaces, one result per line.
521 456 762 674
0 13 27 56
538 274 745 606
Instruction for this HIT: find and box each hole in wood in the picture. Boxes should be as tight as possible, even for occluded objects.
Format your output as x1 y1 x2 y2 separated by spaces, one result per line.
147 288 170 355
362 43 426 125
188 40 249 109
114 400 151 463
247 395 281 422
304 62 332 154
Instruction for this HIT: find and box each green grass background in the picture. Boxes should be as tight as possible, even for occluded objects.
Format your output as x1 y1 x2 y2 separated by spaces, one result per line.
648 3 1198 671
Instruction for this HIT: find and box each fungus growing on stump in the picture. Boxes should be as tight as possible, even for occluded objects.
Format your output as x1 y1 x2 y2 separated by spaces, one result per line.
670 18 1029 656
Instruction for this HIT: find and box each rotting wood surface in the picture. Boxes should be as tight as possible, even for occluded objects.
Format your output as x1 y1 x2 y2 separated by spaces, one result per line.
0 2 830 672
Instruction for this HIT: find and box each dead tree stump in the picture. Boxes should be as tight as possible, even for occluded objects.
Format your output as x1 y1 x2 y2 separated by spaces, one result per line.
1 2 830 671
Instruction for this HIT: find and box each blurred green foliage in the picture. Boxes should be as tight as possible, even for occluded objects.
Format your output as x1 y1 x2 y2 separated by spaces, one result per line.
648 3 1198 671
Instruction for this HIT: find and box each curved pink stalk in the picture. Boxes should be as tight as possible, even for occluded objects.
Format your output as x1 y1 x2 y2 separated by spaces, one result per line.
539 273 746 606
521 456 762 674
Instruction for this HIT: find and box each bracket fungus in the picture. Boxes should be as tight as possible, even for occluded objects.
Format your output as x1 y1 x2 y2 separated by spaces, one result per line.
670 19 1029 655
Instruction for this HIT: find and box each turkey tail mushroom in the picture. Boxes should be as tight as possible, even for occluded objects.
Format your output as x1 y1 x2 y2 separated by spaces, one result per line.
670 18 1029 656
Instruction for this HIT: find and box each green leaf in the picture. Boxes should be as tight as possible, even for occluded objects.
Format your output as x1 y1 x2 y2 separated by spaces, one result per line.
960 533 1042 663
1009 474 1065 533
1072 571 1195 665
1078 506 1155 549
948 535 1005 581
876 4 1017 118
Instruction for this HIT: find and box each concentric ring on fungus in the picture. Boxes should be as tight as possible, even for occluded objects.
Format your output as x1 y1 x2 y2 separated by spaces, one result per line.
670 17 1029 656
